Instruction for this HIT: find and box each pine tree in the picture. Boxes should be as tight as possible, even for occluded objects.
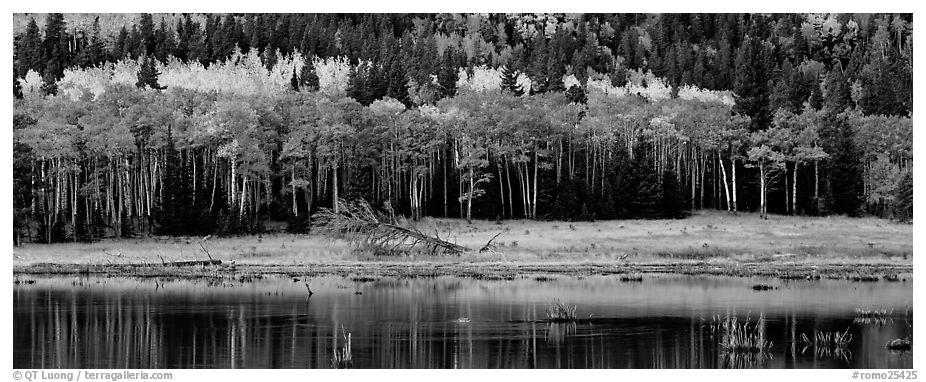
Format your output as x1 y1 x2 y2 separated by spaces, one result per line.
138 13 156 55
16 18 44 77
290 66 300 91
40 71 58 96
499 65 524 96
660 169 687 218
829 120 864 216
136 55 167 90
42 13 71 81
75 17 107 68
299 61 320 91
113 26 129 60
733 35 772 130
627 144 661 219
157 127 192 235
436 48 458 99
565 84 587 104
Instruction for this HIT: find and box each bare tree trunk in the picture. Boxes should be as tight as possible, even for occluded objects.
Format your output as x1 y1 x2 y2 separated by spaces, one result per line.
332 164 339 214
731 158 738 213
466 166 474 222
793 162 799 215
532 150 539 219
719 152 731 212
505 159 513 218
759 162 767 219
497 162 505 218
784 164 790 215
292 164 298 216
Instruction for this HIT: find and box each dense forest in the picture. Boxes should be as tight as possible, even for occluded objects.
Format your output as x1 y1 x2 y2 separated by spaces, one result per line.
12 13 913 243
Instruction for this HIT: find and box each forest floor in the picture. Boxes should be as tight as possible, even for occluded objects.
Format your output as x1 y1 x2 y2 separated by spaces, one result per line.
13 211 913 280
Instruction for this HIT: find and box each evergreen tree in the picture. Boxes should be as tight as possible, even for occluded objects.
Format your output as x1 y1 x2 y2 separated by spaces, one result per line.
829 120 865 216
660 169 687 218
138 13 156 55
299 61 320 91
733 35 772 130
499 65 524 96
40 72 58 96
113 26 129 60
75 17 107 68
565 84 587 104
135 55 167 90
436 48 458 99
154 18 176 62
290 66 300 91
157 127 192 235
16 18 44 77
627 144 661 218
42 13 71 81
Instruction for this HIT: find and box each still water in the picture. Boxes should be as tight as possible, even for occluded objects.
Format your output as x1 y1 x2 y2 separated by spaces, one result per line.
13 274 913 369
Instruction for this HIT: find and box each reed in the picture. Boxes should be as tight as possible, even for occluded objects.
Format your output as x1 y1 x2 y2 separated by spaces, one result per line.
715 313 772 353
800 328 853 348
332 327 354 369
546 300 578 323
853 308 892 325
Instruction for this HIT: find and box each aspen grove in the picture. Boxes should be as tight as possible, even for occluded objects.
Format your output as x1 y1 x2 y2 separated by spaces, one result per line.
12 13 912 242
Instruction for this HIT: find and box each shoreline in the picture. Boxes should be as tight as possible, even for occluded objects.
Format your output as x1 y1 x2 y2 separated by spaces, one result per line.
13 212 912 281
14 261 913 281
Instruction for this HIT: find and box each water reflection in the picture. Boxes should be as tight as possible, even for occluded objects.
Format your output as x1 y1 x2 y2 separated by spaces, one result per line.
13 275 913 369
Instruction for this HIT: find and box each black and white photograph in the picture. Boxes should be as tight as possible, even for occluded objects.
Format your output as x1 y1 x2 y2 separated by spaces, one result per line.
7 5 918 377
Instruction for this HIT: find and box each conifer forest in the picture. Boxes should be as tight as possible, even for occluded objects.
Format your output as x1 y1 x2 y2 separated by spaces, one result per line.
12 13 913 243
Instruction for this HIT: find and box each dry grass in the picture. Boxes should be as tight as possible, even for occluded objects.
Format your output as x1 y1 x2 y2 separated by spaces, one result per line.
13 211 911 270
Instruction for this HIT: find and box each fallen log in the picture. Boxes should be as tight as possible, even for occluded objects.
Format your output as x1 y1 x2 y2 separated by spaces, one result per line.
314 198 468 255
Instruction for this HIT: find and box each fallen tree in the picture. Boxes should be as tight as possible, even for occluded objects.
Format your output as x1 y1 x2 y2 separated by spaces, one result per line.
313 199 468 255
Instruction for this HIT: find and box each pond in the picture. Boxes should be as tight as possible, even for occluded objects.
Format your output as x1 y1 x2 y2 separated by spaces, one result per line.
13 274 913 369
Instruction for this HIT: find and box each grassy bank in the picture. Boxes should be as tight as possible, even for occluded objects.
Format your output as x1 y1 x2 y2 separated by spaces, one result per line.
13 211 912 279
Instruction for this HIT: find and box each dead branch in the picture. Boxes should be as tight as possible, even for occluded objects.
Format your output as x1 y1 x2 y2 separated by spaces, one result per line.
199 236 214 263
479 232 503 253
313 198 468 255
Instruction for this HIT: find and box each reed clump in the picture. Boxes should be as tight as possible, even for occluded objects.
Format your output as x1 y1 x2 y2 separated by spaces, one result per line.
853 308 893 325
546 300 578 323
332 328 354 369
800 328 853 348
715 313 772 353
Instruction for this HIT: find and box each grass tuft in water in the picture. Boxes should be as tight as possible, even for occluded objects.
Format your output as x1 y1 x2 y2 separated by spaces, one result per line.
715 313 772 353
800 328 853 348
332 327 354 369
546 300 578 323
853 308 893 325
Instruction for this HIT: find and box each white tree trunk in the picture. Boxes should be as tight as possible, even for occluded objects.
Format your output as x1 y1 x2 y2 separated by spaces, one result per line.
719 152 731 212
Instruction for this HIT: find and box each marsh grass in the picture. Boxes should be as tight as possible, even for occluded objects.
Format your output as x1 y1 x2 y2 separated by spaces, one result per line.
714 313 772 353
546 300 578 323
332 327 353 369
800 328 853 348
853 308 893 325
